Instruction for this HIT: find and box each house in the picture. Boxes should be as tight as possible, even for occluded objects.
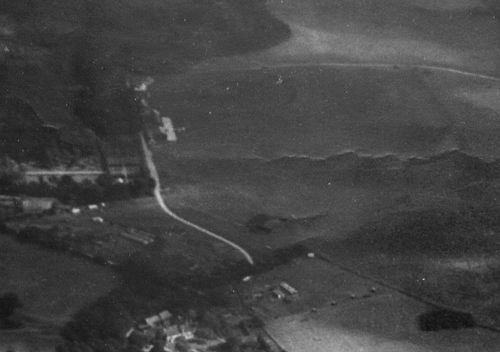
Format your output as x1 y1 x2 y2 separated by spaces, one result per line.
164 324 194 344
106 157 144 182
0 195 22 219
0 195 60 217
158 310 173 322
165 326 182 344
102 135 146 182
145 310 172 327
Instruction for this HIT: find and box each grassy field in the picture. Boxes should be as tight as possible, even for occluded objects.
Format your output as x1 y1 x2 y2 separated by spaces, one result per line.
0 234 119 351
232 257 500 352
151 66 500 160
196 0 500 74
311 202 500 326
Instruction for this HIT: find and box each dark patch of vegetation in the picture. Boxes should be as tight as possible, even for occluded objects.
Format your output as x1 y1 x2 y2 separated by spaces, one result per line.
246 214 276 234
341 206 500 257
1 0 290 164
1 174 155 205
58 243 306 351
0 292 23 329
418 309 475 331
0 0 37 21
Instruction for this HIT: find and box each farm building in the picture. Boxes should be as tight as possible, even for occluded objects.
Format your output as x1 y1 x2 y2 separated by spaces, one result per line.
0 195 22 219
0 195 58 218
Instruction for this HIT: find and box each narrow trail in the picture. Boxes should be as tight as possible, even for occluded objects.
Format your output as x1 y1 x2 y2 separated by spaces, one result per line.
195 61 500 82
139 133 255 265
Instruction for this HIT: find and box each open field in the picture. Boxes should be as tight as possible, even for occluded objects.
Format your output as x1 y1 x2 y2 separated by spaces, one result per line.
0 234 120 351
310 203 500 327
195 0 500 74
151 66 500 160
235 257 500 352
6 0 500 350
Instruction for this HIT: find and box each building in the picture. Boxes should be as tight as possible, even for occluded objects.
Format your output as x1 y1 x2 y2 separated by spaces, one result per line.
103 136 146 183
145 310 172 328
21 197 58 214
23 170 104 184
0 195 22 219
279 282 298 296
0 195 57 218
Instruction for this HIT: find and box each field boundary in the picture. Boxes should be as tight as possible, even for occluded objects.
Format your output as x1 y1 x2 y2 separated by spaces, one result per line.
194 61 500 82
313 248 500 333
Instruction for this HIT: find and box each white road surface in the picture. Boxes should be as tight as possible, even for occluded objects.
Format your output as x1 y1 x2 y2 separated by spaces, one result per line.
139 133 255 265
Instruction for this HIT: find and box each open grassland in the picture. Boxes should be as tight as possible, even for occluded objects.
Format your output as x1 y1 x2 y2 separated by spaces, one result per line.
0 235 119 321
152 66 500 160
239 258 500 352
312 203 500 327
0 234 119 351
197 0 500 74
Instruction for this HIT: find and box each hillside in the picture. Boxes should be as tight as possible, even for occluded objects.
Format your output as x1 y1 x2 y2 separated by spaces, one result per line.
0 0 290 167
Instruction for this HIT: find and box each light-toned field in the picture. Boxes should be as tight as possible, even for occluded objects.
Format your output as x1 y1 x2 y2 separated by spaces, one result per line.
237 258 500 352
194 0 500 74
267 295 500 352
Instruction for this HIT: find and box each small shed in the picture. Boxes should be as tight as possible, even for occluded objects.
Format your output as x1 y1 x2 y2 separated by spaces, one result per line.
21 197 57 214
272 289 285 300
279 282 298 296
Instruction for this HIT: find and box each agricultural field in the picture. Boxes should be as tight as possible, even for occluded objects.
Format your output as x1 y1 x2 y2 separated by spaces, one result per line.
0 234 120 352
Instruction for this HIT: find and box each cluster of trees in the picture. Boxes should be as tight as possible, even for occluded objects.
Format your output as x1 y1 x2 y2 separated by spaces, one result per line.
0 157 23 190
3 174 154 205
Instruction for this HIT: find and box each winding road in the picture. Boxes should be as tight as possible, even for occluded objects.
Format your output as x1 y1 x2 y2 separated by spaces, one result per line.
139 132 255 265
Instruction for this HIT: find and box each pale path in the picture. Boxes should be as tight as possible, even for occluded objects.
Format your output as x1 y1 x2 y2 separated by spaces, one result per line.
139 133 255 265
195 61 500 82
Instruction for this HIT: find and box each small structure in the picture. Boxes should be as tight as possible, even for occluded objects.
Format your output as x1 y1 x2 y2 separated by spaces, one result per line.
120 228 155 245
165 324 194 344
128 311 197 352
272 289 285 300
92 216 104 223
279 282 298 296
0 195 22 219
159 117 177 142
145 310 172 327
133 76 155 92
107 160 143 183
159 310 173 322
141 344 154 352
21 197 58 214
